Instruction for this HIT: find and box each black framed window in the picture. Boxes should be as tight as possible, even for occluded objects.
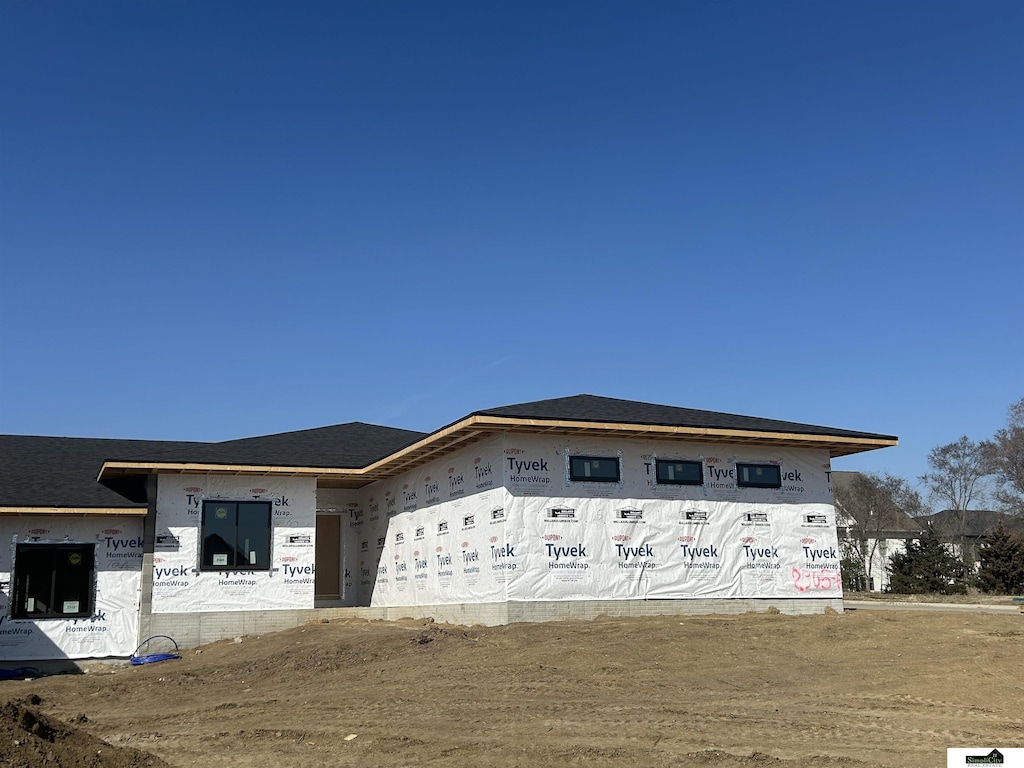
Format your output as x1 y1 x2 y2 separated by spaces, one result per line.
736 463 782 489
655 459 704 486
12 543 95 620
569 456 620 483
201 501 272 570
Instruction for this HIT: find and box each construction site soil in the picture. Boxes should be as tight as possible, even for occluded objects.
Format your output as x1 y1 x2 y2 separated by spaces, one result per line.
2 608 1023 767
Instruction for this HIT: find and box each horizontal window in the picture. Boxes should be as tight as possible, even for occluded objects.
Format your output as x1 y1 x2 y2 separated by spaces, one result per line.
12 543 95 620
569 455 620 483
736 463 782 489
655 459 703 486
201 500 272 571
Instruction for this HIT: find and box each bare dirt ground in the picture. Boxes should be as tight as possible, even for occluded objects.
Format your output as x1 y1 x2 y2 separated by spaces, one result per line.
3 608 1023 768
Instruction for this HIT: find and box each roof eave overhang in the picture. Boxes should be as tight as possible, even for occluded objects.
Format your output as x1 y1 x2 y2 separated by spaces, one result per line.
0 506 148 516
98 415 897 489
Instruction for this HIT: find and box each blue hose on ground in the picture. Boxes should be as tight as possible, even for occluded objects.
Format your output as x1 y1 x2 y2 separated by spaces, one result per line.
130 635 181 665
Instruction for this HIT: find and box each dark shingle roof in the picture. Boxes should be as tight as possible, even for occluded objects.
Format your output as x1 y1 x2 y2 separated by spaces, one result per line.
113 422 427 469
472 394 896 441
918 509 1024 538
6 395 895 508
0 435 203 509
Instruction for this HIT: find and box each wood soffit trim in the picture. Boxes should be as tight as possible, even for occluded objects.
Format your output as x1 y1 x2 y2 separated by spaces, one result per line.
0 507 148 516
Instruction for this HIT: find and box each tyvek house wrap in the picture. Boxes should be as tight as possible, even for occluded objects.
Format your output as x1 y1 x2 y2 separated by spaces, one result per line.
369 434 841 606
151 475 316 613
0 516 143 660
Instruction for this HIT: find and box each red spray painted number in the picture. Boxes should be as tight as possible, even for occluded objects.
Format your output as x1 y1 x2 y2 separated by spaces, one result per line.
791 567 838 592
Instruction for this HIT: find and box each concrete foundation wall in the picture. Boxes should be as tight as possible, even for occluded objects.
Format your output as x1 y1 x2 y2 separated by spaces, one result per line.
145 598 844 649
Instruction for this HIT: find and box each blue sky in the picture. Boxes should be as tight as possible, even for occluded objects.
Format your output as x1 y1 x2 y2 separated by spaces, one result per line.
1 1 1021 496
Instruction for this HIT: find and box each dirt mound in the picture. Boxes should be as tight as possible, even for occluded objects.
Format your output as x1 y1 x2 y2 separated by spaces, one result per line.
3 611 1023 768
0 696 169 768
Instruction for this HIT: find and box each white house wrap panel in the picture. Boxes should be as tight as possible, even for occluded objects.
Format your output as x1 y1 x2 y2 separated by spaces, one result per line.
152 475 316 613
366 434 840 607
0 516 143 660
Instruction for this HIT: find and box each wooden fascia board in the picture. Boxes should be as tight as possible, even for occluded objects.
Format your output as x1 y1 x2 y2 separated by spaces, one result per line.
100 461 361 479
0 507 147 516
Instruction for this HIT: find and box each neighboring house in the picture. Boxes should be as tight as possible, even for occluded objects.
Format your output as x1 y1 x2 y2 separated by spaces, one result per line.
830 471 925 592
916 509 1024 570
1 394 897 661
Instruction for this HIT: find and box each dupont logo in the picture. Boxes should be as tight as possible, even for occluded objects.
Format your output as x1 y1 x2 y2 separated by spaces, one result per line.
678 535 695 543
402 483 409 490
617 509 642 520
705 457 722 464
804 514 828 524
461 541 469 549
287 534 311 544
741 536 756 544
547 508 575 520
280 556 297 562
424 476 431 482
448 467 456 474
474 457 482 464
463 514 475 527
684 510 708 521
154 557 164 564
491 507 505 521
28 528 49 535
102 529 122 535
744 512 769 523
184 486 202 493
504 448 524 455
250 487 268 495
612 534 630 542
966 749 1004 764
543 534 562 542
490 536 499 543
436 546 444 553
347 502 359 509
800 537 816 544
394 554 400 561
413 550 420 557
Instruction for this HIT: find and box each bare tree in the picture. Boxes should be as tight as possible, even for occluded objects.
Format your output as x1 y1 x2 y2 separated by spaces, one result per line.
919 435 992 571
982 398 1024 516
834 472 925 590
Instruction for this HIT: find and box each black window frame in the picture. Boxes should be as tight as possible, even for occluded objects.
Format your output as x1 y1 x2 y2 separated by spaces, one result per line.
736 463 782 489
568 455 621 483
11 543 96 620
200 500 273 572
655 459 704 486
